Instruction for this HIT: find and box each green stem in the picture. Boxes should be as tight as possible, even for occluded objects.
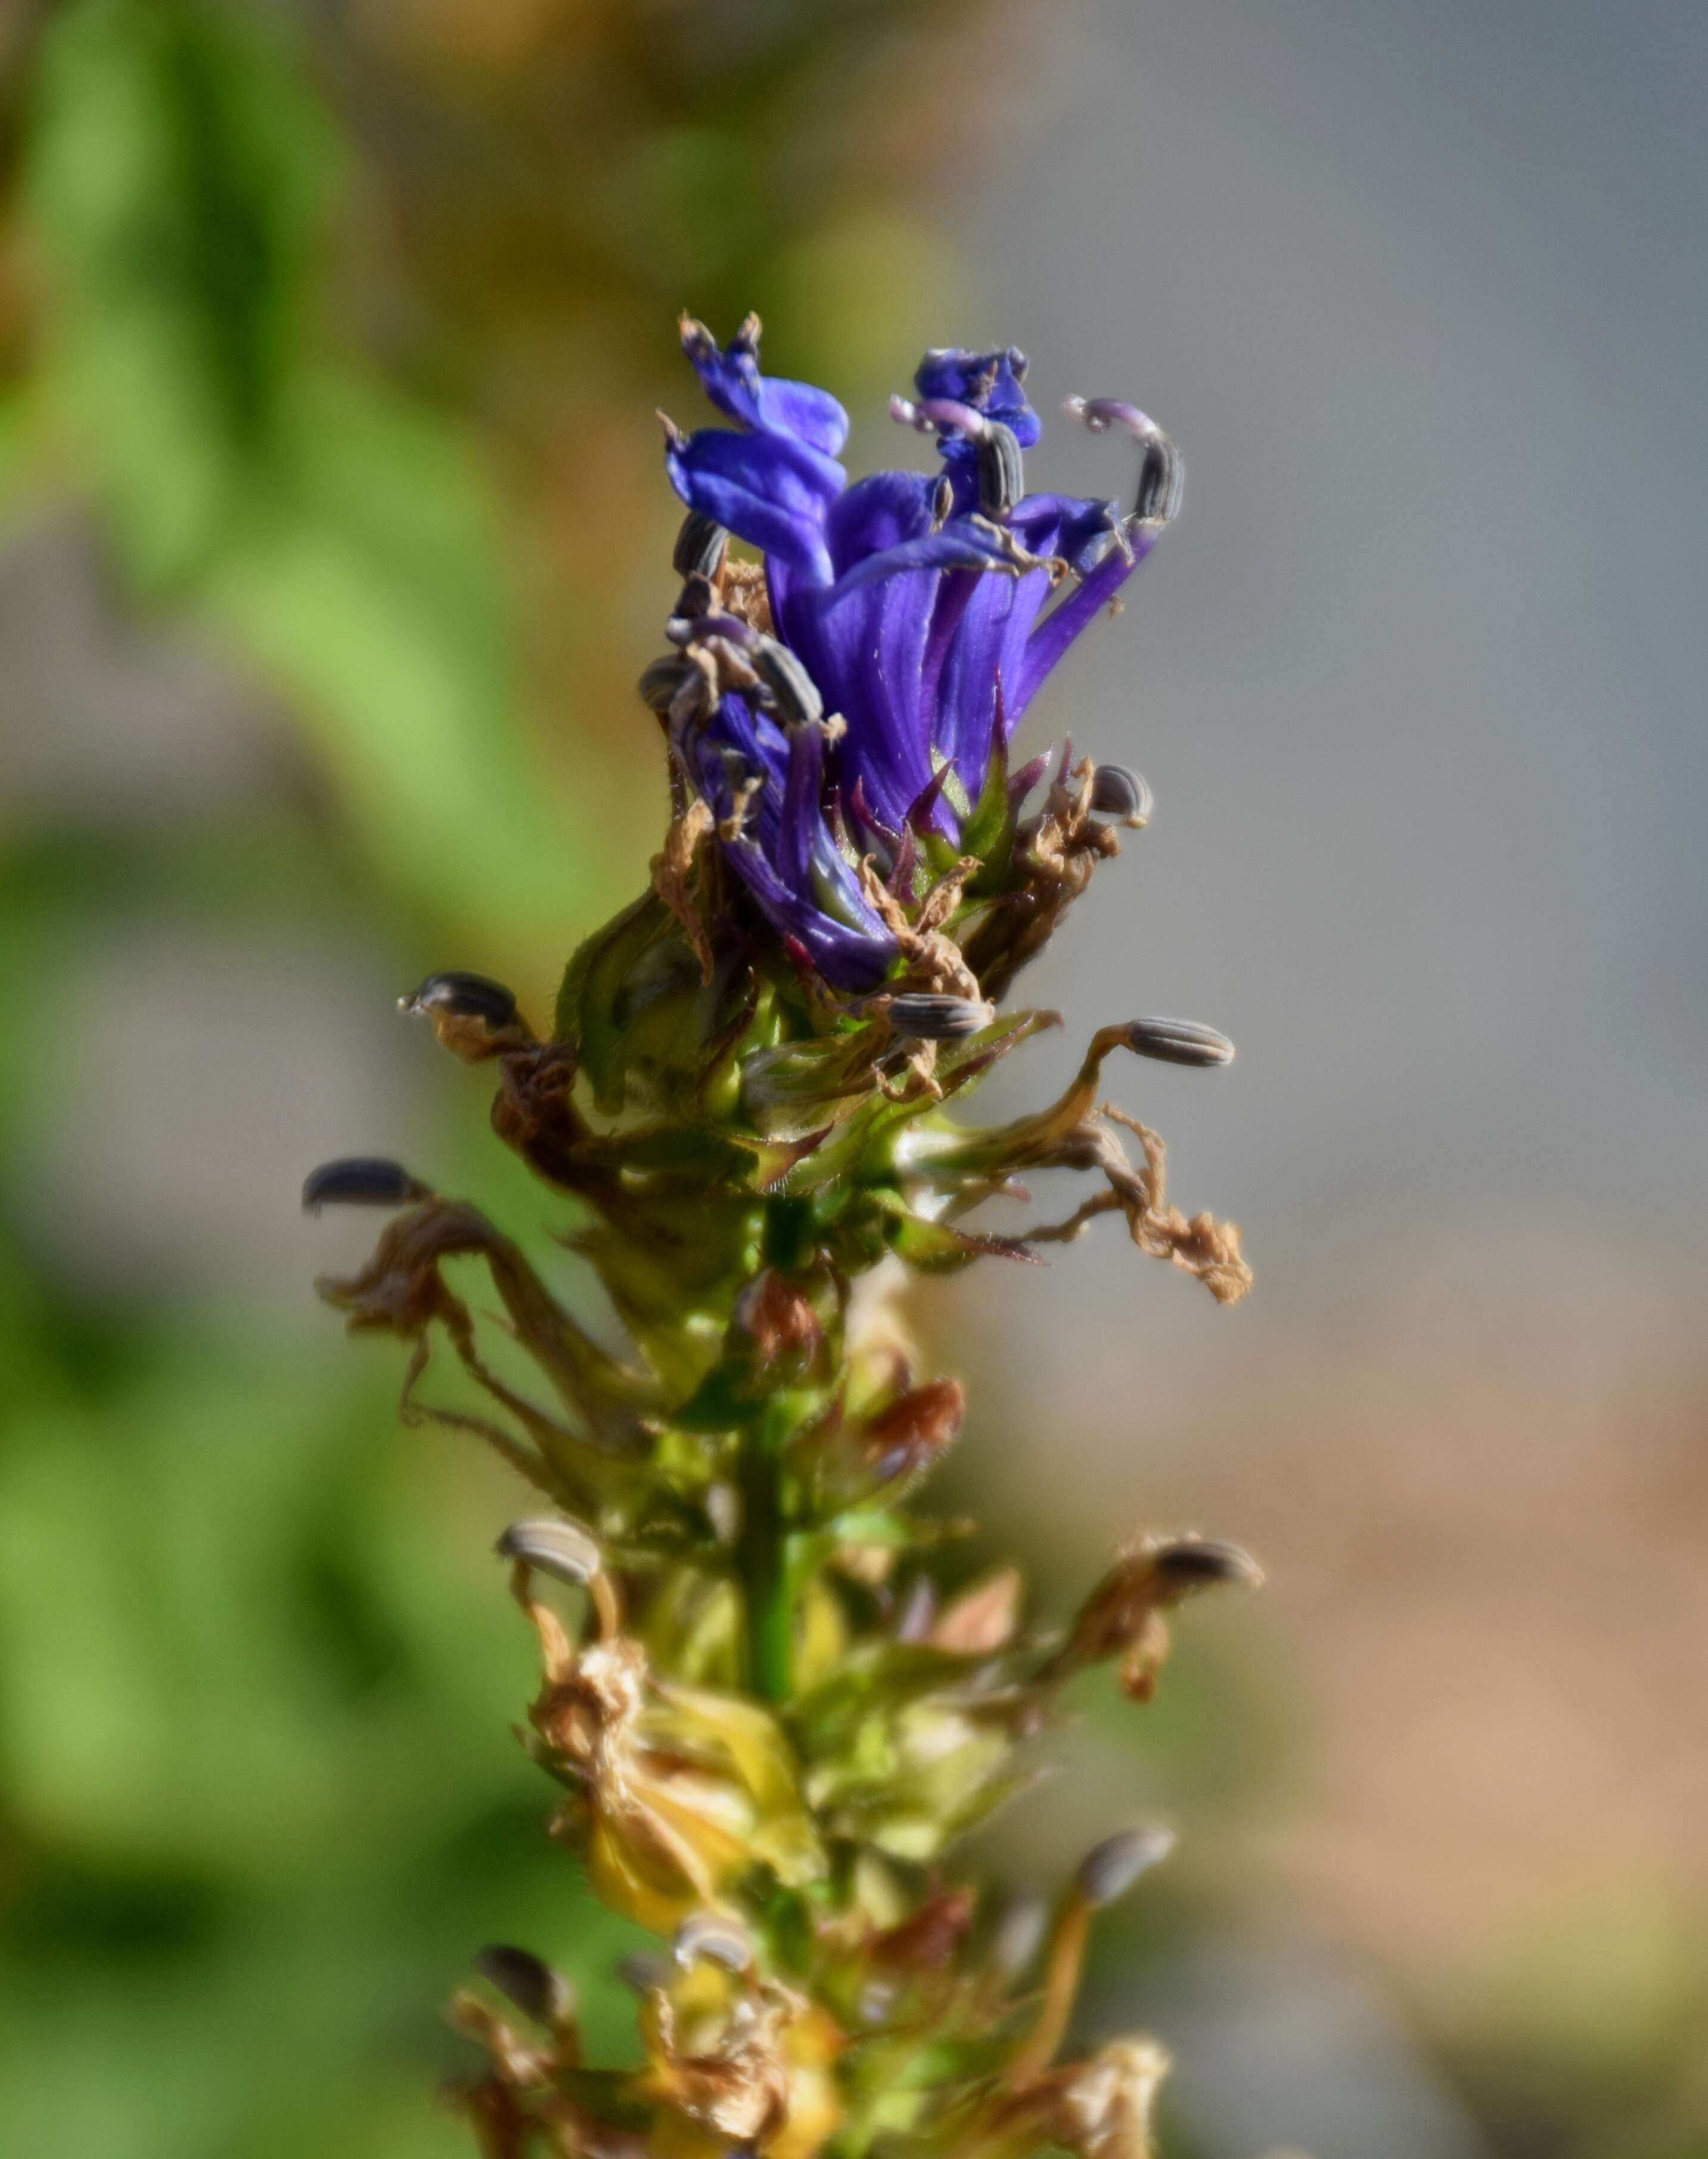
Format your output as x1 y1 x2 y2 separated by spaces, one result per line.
740 1390 807 1702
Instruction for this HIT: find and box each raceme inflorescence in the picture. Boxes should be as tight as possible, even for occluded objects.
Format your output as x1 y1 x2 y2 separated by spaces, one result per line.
307 315 1259 2159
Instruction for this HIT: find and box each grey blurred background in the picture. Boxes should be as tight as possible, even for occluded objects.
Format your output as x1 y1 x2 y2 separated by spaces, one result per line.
935 6 1708 2152
1 2 1703 2155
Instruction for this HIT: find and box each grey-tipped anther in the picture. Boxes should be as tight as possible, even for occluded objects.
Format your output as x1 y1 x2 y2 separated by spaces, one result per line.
496 1517 604 1587
639 655 695 716
885 992 996 1041
672 570 716 622
673 1912 755 1972
1151 1537 1263 1590
301 1157 429 1214
976 420 1024 520
673 510 728 581
750 636 824 728
1135 436 1184 525
1075 1824 1176 1908
1063 398 1183 525
474 1944 576 2028
1123 1016 1235 1068
400 972 518 1031
1089 764 1153 827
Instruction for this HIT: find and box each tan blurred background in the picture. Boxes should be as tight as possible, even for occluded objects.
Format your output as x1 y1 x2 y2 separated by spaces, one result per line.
1 2 1703 2155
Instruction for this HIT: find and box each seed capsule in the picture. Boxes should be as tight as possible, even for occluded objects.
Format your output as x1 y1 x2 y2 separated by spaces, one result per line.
300 1157 429 1214
673 510 728 581
495 1516 604 1587
400 972 518 1031
976 419 1024 519
1123 1016 1235 1068
1076 1824 1176 1909
886 992 996 1040
1089 763 1153 827
474 1944 576 2028
673 1912 754 1972
750 635 824 728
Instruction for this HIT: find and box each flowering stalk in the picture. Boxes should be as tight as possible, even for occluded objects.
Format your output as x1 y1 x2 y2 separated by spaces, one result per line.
308 316 1258 2159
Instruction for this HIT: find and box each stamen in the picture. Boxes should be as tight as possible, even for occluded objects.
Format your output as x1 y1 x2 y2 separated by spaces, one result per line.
474 1945 577 2031
673 1912 756 1972
750 635 824 728
884 992 996 1040
1122 1016 1235 1068
1135 436 1184 525
673 511 728 581
1062 395 1159 438
1005 1826 1175 2086
495 1516 603 1586
400 970 518 1031
639 655 695 715
890 392 989 441
1089 764 1154 827
497 1516 622 1639
1063 396 1184 525
1150 1536 1263 1588
301 1158 430 1213
976 419 1024 519
1076 1824 1176 1907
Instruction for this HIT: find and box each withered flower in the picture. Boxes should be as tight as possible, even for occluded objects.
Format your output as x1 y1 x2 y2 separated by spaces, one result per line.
523 1611 824 1932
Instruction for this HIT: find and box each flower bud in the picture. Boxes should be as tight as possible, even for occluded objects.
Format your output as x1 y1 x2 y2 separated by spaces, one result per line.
1123 1016 1235 1068
300 1157 429 1214
1089 763 1153 828
473 1944 576 2028
861 1378 965 1487
1075 1824 1176 1908
496 1516 604 1587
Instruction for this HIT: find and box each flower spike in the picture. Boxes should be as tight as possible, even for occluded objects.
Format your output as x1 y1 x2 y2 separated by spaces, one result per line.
318 309 1259 2159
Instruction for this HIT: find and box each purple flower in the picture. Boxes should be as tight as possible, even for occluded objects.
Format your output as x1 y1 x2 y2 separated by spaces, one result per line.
660 314 1178 991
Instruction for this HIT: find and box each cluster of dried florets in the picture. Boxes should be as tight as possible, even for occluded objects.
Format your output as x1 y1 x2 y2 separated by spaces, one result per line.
306 318 1257 2159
